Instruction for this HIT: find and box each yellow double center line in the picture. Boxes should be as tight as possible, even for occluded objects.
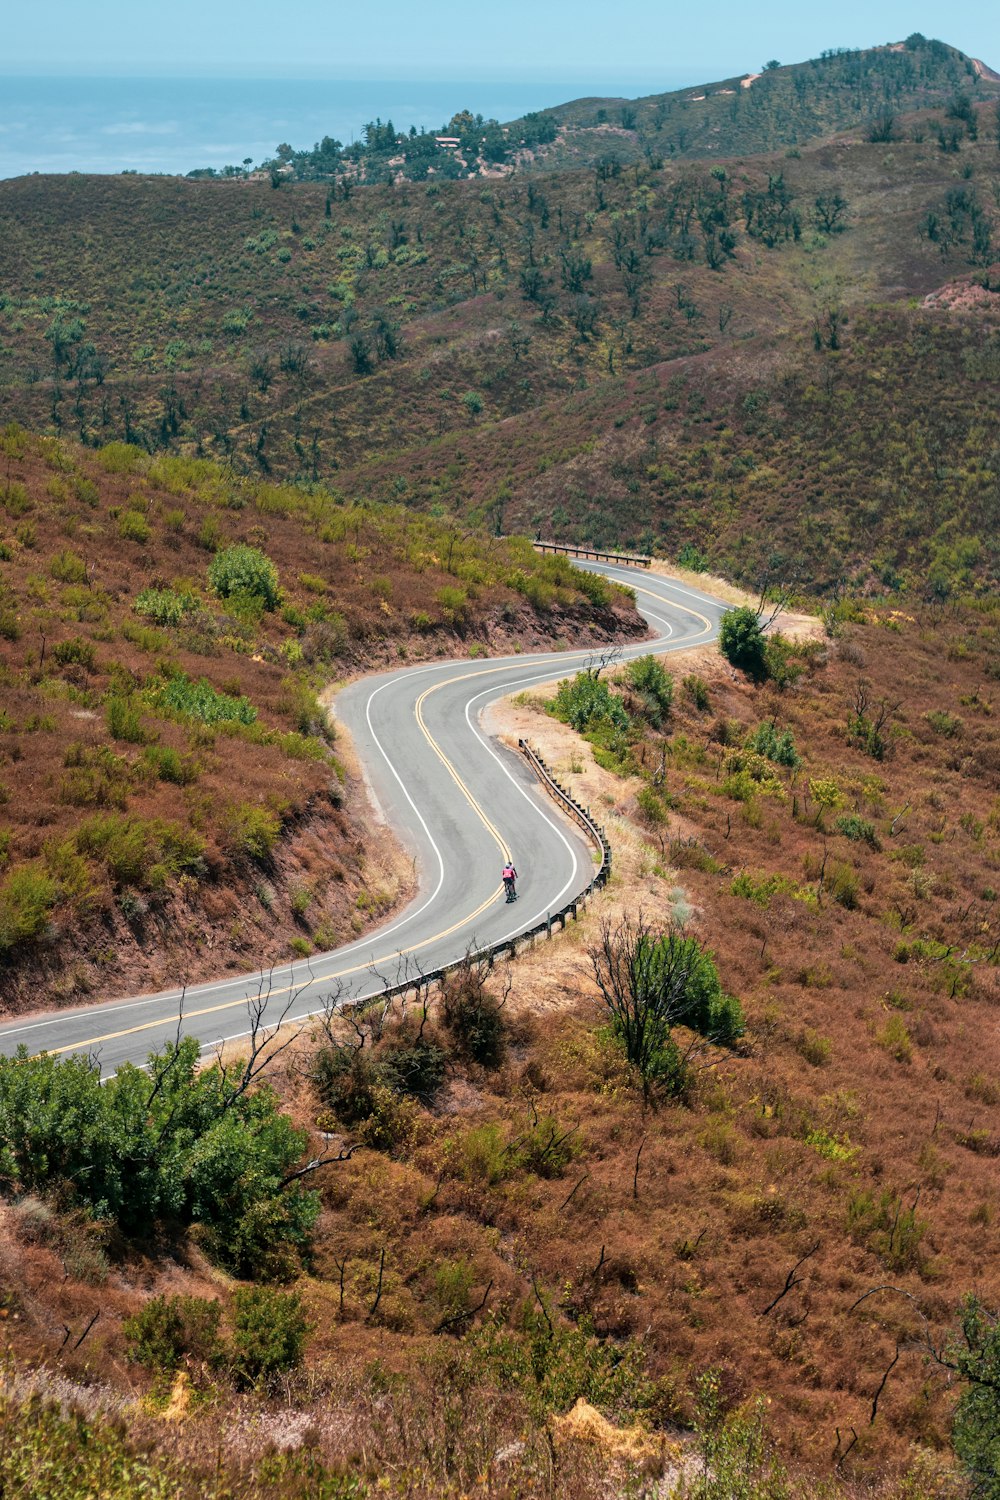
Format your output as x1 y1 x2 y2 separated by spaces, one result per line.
33 583 714 1057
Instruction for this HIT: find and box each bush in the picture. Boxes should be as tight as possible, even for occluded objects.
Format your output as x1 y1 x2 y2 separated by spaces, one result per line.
153 672 257 726
718 606 768 680
0 864 59 953
230 1287 309 1388
624 655 673 727
951 1296 1000 1496
797 1028 832 1067
49 549 87 584
748 721 800 768
134 587 194 626
53 636 96 671
835 813 880 849
590 917 743 1096
441 958 508 1068
141 745 198 786
552 671 629 734
118 510 151 544
74 814 205 890
683 673 711 710
208 544 280 609
106 695 148 743
97 442 147 474
124 1293 223 1371
224 803 281 862
0 1038 320 1277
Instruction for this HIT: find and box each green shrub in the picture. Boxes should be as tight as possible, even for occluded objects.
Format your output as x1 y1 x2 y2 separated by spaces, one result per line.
209 544 280 610
436 583 469 621
74 814 205 890
678 542 708 572
952 1295 1000 1495
134 586 194 626
847 1188 927 1272
124 1293 223 1371
230 1287 309 1387
835 814 880 849
53 636 96 670
49 549 88 584
593 919 743 1097
515 1113 577 1178
97 442 148 475
552 671 629 734
0 1038 319 1277
624 654 673 727
719 606 767 681
797 1028 832 1067
106 696 148 743
118 510 151 544
224 803 281 861
152 672 257 727
877 1013 913 1063
925 709 963 737
683 673 711 710
140 745 198 786
636 784 669 824
748 721 800 768
827 860 860 909
0 865 59 953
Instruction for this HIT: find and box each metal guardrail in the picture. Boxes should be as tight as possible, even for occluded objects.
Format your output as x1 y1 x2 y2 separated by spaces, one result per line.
533 539 652 569
348 740 611 1010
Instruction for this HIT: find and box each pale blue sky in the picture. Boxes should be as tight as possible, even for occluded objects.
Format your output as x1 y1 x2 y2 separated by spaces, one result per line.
3 0 998 80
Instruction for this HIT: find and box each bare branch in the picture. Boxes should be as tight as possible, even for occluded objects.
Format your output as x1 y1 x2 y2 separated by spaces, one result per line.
368 1247 386 1320
869 1344 901 1425
758 1241 820 1317
434 1279 494 1335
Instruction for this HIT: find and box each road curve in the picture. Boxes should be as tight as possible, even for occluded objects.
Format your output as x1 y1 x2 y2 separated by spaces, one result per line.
0 564 726 1070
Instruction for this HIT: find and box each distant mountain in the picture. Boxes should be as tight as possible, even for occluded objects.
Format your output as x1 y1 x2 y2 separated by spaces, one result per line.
509 34 1000 170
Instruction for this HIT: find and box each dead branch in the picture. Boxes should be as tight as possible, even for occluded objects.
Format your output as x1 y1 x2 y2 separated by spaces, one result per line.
368 1247 386 1319
633 1133 647 1201
333 1255 348 1318
559 1173 590 1211
531 1277 554 1338
758 1241 820 1317
434 1280 494 1334
833 1426 859 1470
280 1143 356 1187
869 1344 901 1425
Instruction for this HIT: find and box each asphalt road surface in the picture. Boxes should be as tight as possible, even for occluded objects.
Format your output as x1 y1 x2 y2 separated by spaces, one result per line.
0 563 726 1070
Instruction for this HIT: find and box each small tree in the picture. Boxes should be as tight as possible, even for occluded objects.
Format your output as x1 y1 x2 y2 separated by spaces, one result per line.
208 544 280 610
589 915 743 1098
719 606 768 681
623 654 673 728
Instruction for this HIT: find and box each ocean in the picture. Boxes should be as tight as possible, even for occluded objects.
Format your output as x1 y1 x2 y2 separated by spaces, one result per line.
0 72 696 179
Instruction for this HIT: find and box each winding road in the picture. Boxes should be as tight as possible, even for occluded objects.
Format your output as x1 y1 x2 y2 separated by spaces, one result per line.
0 563 726 1070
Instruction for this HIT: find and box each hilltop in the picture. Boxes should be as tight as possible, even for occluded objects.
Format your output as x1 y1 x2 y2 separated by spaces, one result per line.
511 35 1000 173
1 43 999 597
239 35 1000 181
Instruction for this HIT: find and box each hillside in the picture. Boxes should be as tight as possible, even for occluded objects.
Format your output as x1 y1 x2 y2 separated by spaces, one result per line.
1 50 999 600
0 428 640 1010
1 593 1000 1496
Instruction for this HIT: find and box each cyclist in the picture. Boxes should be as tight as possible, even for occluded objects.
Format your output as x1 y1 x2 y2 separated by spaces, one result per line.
502 861 518 903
